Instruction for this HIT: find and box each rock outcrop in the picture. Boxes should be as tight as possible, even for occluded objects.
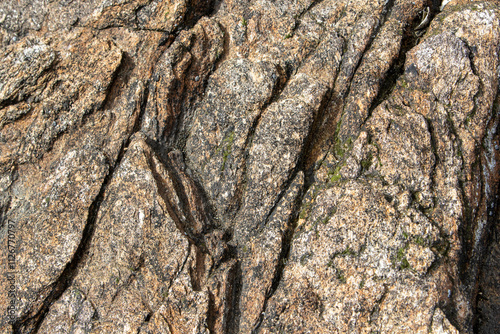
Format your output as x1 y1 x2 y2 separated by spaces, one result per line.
1 0 499 333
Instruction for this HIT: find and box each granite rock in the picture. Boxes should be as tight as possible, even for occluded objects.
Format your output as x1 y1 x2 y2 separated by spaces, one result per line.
1 0 499 333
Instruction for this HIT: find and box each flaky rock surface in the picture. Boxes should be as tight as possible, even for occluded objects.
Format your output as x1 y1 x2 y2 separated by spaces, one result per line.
1 0 499 333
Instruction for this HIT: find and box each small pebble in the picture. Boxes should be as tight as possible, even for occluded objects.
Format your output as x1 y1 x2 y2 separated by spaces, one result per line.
195 76 200 82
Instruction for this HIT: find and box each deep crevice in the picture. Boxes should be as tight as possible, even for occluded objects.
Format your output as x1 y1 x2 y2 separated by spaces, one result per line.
251 179 305 334
249 71 337 333
14 31 161 334
301 33 347 171
23 85 153 334
100 51 135 112
227 258 243 334
471 97 500 333
207 289 217 334
258 77 334 234
235 35 348 332
367 13 424 118
422 105 472 333
474 183 500 334
211 20 230 74
363 0 443 128
316 0 397 150
15 156 115 334
247 24 338 235
242 61 292 156
147 154 207 252
341 0 396 99
459 37 485 148
337 0 447 146
7 4 221 332
184 0 219 32
230 63 293 224
222 66 296 333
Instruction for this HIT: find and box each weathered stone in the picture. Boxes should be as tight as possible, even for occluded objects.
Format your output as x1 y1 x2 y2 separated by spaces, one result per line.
432 308 460 334
236 172 303 333
185 58 279 225
141 17 224 144
37 287 96 334
0 29 122 172
0 1 499 333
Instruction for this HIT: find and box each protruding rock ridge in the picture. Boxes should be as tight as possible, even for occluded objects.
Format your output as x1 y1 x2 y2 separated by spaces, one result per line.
0 0 217 331
0 30 123 172
185 58 280 225
141 17 225 145
0 0 216 45
0 0 499 333
35 134 234 334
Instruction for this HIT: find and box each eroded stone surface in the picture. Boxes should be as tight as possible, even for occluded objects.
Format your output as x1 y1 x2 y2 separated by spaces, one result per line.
0 1 499 333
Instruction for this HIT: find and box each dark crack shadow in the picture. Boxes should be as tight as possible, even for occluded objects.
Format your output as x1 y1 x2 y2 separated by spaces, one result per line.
15 159 113 334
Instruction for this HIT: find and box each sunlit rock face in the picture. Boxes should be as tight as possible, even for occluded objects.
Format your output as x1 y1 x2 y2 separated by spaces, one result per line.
1 0 499 333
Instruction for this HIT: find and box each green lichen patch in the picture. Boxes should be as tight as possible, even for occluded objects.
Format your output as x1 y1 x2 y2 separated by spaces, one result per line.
336 269 347 284
329 245 365 267
217 130 235 171
394 245 411 270
360 152 373 172
328 165 342 183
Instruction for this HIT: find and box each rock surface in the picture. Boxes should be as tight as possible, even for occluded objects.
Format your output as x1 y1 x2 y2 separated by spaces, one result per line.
0 0 499 333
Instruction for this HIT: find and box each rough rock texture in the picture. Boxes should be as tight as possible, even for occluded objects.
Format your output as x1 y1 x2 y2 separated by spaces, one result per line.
1 0 499 333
